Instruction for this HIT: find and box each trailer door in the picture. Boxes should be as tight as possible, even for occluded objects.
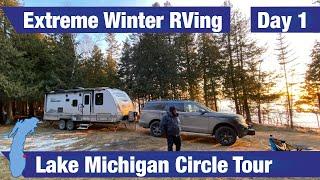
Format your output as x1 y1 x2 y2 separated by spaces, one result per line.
82 93 91 115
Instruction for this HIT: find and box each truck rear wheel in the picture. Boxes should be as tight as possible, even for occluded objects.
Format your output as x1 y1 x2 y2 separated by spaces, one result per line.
215 126 237 146
58 120 66 130
150 121 162 137
66 120 75 131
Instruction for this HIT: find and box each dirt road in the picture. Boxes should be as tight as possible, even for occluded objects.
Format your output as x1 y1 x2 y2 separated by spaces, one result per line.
0 123 320 179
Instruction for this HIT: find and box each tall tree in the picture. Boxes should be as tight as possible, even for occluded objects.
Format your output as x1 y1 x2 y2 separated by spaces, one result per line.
305 41 320 110
0 0 18 37
0 0 20 122
134 33 178 99
275 34 296 128
221 9 265 122
296 41 320 127
0 34 24 121
46 34 79 89
119 37 135 96
105 33 120 87
197 34 223 110
12 34 58 115
251 61 280 124
118 32 180 101
174 33 201 101
81 45 108 87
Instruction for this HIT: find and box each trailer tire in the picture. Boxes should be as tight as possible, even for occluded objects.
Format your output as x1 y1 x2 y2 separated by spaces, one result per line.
66 120 75 131
58 120 66 130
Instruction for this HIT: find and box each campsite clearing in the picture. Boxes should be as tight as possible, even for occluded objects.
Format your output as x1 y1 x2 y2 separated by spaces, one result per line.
0 123 320 179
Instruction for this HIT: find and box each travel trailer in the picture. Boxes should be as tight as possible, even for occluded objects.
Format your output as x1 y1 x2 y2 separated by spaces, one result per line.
43 87 137 130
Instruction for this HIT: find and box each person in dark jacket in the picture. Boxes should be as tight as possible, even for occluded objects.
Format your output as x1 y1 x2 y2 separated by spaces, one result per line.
160 106 182 151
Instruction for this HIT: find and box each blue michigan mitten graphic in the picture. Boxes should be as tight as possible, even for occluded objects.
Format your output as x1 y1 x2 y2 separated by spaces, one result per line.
7 117 39 177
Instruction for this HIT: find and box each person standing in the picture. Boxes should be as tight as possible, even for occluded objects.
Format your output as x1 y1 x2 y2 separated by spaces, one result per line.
160 106 182 151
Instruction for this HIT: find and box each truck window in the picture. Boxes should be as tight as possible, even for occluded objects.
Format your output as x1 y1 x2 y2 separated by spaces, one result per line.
184 102 200 112
167 103 184 112
72 100 78 107
95 93 103 105
143 103 165 110
84 95 90 105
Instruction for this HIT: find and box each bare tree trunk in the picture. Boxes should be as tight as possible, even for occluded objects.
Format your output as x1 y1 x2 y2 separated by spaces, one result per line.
203 76 209 107
243 98 251 123
210 79 218 111
238 31 251 123
0 98 3 125
315 112 320 128
258 103 262 124
138 98 141 113
317 93 320 110
24 101 28 115
0 90 4 124
28 101 35 116
7 100 13 124
213 91 218 112
12 100 16 116
227 34 240 114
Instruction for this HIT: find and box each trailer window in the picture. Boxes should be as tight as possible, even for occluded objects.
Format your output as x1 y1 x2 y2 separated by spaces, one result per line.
95 93 103 105
84 95 90 105
72 100 78 107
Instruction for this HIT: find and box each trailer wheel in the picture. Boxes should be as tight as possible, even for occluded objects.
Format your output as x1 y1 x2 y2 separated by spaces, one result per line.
66 120 75 131
58 120 66 130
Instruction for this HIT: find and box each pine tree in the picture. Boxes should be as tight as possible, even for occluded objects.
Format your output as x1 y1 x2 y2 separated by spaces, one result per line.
135 33 177 99
0 0 19 37
197 34 223 110
221 9 265 122
49 34 79 89
81 45 107 87
251 62 280 124
105 33 120 87
174 33 201 101
119 38 135 96
118 31 180 101
0 34 24 121
0 0 21 122
275 34 296 128
296 41 320 127
305 41 320 110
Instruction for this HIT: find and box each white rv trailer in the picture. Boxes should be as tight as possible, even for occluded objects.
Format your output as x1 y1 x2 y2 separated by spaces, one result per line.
43 87 137 130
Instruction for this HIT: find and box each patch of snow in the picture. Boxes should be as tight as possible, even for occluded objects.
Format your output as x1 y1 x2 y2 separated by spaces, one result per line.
2 133 10 139
79 145 94 151
0 147 10 156
26 136 83 151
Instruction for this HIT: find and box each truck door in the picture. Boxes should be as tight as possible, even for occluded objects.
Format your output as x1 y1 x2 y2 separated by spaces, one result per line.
180 102 209 133
167 103 186 130
82 93 91 115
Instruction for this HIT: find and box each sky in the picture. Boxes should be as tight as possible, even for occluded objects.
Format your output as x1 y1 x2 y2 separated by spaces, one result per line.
20 0 320 96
